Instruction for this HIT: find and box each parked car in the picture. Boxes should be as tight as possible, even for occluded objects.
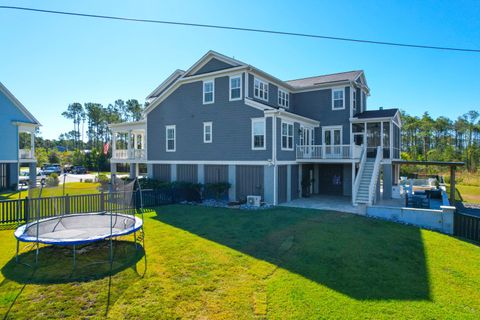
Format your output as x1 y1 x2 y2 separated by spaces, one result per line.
18 171 46 186
71 166 87 174
43 166 62 175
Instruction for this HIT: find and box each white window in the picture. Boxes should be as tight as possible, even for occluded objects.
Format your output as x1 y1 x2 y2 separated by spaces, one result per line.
332 88 345 110
166 125 176 152
229 75 242 101
203 122 212 143
251 118 266 150
353 90 357 111
278 89 289 108
203 80 214 104
254 78 268 101
281 121 294 150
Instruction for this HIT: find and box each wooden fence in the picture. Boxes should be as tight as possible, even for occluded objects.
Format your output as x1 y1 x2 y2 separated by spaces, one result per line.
0 189 173 224
454 211 480 243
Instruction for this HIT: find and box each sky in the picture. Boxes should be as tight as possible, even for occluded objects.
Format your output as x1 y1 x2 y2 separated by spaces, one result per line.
1 0 479 139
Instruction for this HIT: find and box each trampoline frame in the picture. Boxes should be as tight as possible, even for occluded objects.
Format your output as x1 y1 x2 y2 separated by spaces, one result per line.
14 176 145 269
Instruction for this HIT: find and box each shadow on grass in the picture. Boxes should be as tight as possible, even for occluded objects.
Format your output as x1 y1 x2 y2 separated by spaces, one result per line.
1 240 145 284
153 205 431 301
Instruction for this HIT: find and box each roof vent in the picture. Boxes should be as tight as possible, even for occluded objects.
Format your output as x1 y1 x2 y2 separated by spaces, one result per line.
379 107 383 110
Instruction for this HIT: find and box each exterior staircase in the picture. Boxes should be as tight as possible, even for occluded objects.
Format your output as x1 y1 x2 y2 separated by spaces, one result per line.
355 159 376 204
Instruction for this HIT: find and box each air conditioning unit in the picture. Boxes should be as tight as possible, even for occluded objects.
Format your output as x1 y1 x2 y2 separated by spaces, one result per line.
247 195 261 207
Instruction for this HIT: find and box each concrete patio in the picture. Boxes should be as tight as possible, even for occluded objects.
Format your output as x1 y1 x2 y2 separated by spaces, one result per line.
279 195 360 214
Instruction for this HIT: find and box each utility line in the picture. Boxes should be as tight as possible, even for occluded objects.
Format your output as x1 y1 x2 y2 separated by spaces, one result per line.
1 5 479 53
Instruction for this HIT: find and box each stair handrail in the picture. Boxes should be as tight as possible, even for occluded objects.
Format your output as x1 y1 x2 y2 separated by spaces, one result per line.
368 146 383 205
353 145 366 204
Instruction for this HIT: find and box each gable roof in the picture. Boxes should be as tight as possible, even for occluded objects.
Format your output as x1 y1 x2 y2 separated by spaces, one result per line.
0 82 41 125
183 51 247 77
286 70 364 89
146 69 185 101
355 108 399 119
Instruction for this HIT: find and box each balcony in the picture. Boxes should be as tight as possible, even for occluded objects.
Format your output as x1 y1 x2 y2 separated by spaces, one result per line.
19 149 34 160
113 149 146 160
296 145 363 161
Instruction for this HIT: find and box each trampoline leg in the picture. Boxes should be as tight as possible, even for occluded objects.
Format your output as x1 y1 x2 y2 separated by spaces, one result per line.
15 240 19 263
134 231 137 249
35 242 39 266
73 245 76 270
109 238 113 264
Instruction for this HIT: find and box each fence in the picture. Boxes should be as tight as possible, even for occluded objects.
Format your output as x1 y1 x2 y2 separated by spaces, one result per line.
0 189 174 224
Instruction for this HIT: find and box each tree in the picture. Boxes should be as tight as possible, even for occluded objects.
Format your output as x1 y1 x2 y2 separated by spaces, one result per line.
61 103 84 150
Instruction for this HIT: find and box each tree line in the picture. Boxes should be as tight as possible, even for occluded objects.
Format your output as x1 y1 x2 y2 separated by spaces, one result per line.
401 110 480 171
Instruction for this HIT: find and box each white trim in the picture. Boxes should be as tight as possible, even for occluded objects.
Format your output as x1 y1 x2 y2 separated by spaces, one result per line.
251 117 266 150
147 160 274 165
229 74 242 101
203 121 212 143
322 125 343 145
332 87 345 110
264 109 320 127
0 82 41 125
202 79 215 104
143 66 248 115
0 160 18 163
245 72 249 98
165 125 176 152
278 88 289 109
280 120 294 151
146 69 185 100
183 50 245 77
245 98 275 111
292 81 352 93
253 77 269 102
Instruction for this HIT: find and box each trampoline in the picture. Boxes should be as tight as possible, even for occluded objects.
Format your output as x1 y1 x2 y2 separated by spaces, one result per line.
14 213 143 245
14 175 145 268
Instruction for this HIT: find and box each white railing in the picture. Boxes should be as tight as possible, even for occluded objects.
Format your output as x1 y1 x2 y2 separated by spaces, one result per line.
368 146 383 205
296 144 363 160
352 147 367 205
113 149 146 160
19 149 34 159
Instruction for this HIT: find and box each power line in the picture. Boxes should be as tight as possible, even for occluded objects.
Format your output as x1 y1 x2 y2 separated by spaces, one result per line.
1 5 479 53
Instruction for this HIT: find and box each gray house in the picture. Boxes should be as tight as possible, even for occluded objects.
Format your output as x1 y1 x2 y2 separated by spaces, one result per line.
110 51 401 205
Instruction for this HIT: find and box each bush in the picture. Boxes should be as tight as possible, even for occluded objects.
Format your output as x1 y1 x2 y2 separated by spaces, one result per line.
84 178 94 183
46 173 59 187
97 174 109 184
204 182 231 200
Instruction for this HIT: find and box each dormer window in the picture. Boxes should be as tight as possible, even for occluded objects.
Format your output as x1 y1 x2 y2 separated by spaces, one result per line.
254 78 268 101
203 80 214 104
332 88 345 110
278 89 289 108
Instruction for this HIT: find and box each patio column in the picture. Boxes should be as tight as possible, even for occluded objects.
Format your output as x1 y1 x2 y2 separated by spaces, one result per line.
30 131 35 156
450 166 456 205
286 165 291 202
228 165 236 202
112 131 116 154
29 162 36 188
298 164 302 198
127 130 132 159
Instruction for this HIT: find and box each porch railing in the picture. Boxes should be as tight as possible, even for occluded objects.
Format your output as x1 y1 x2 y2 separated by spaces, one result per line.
19 149 34 159
113 149 146 160
296 144 363 160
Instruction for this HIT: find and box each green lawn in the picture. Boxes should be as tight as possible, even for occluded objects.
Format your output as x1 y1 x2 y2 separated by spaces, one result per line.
0 182 102 200
0 205 479 319
457 185 480 204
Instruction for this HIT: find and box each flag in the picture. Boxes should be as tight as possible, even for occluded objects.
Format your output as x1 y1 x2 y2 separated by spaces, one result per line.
103 142 110 155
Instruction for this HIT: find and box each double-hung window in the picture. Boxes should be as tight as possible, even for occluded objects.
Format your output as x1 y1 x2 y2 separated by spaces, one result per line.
332 88 345 110
166 125 176 152
278 89 289 108
229 75 242 101
251 118 266 150
203 122 212 143
203 80 214 104
281 121 294 150
254 78 268 101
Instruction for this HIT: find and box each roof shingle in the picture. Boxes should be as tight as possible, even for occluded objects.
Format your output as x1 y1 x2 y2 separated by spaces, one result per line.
286 70 363 88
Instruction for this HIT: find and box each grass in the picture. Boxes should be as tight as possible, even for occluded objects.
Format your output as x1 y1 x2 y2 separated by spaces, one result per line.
457 185 480 204
0 205 479 319
0 182 102 200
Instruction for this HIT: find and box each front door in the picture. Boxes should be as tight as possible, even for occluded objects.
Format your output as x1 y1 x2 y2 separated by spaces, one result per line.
323 127 342 157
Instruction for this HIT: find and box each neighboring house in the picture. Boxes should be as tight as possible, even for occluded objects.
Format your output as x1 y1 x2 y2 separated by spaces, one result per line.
0 82 40 190
110 51 401 205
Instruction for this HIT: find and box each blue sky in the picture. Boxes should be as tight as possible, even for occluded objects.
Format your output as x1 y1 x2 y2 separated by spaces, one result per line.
1 0 479 139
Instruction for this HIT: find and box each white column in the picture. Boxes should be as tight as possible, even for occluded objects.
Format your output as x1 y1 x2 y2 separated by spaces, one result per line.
127 130 132 159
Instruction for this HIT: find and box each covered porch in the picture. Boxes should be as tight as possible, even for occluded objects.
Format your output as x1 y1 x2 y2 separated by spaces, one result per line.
109 120 147 162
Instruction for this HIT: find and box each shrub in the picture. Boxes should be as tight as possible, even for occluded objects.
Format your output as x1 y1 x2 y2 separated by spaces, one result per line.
84 178 94 183
46 173 59 187
204 182 231 200
97 174 109 184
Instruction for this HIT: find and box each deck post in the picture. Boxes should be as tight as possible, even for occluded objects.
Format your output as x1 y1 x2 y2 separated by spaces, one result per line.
450 166 456 205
